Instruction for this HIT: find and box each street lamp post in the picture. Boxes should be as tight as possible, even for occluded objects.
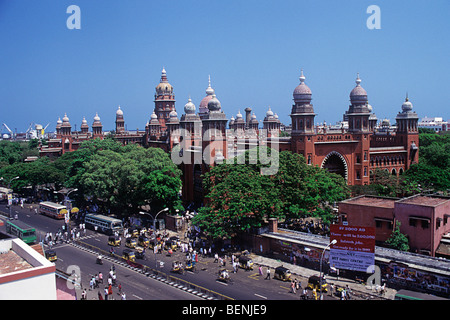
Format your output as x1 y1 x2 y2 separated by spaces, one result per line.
140 207 169 269
319 239 337 300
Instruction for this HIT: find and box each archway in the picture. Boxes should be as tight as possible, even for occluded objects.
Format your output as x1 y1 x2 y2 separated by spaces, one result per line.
321 151 348 181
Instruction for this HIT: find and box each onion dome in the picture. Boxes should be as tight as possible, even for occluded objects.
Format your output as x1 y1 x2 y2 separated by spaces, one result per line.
149 111 159 125
93 113 101 123
293 69 312 104
402 96 413 112
236 110 243 119
155 67 173 95
81 117 88 125
199 75 215 114
62 113 70 123
169 110 178 118
266 107 274 118
56 117 62 128
207 94 221 112
116 105 123 117
350 73 368 104
184 97 196 114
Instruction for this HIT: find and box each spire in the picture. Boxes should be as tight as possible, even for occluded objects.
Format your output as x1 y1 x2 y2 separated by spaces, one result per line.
356 72 361 86
206 75 215 95
299 69 305 84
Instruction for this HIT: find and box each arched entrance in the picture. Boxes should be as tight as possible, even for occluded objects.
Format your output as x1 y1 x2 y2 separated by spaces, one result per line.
321 151 348 181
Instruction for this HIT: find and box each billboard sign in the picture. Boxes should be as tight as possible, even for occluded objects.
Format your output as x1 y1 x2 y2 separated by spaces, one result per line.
329 225 375 272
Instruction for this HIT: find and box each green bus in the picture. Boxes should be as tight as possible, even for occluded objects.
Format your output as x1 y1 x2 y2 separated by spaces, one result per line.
394 289 448 300
6 220 37 244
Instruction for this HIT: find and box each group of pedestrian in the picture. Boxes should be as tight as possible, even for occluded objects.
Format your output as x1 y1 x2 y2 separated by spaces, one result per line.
82 265 127 300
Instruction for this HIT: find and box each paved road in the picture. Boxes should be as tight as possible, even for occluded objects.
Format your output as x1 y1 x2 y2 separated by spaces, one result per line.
0 203 339 300
54 242 203 300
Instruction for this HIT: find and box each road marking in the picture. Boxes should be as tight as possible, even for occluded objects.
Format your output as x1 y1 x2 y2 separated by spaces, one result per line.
254 293 267 299
216 280 228 286
132 294 143 300
94 238 101 242
248 273 260 280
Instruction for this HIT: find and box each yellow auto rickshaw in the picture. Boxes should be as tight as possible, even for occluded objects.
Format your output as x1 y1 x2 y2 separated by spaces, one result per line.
135 246 146 259
171 261 184 274
307 275 328 292
125 237 137 248
274 266 291 281
138 235 150 247
122 249 136 262
128 227 139 238
45 249 57 262
238 255 254 270
108 236 121 246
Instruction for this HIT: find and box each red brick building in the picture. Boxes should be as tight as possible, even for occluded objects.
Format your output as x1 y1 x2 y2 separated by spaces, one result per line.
40 68 421 207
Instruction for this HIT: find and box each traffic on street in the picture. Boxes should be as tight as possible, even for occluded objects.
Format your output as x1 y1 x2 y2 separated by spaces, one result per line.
0 201 374 301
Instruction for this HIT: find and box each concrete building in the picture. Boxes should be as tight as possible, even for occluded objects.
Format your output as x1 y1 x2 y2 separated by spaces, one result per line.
338 194 450 257
0 236 57 299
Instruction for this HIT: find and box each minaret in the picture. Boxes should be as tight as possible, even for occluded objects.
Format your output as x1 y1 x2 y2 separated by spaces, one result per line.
92 113 103 139
347 73 371 133
202 94 228 165
115 106 125 134
154 67 175 132
199 75 215 119
290 69 316 157
80 117 89 134
396 94 419 167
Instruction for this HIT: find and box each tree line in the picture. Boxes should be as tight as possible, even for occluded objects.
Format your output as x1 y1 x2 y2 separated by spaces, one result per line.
0 138 183 218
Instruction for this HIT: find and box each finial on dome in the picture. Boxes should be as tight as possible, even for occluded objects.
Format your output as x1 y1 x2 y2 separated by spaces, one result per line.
356 73 361 86
299 69 305 83
405 92 409 102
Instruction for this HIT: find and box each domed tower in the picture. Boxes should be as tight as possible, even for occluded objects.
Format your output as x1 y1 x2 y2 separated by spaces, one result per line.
396 95 419 167
154 67 176 132
249 112 259 133
290 69 316 135
92 113 103 139
115 106 125 134
80 116 89 134
55 117 63 137
147 111 161 139
202 94 228 165
61 113 72 136
166 109 180 149
347 73 371 133
180 97 202 147
234 110 246 135
263 107 281 137
199 75 215 119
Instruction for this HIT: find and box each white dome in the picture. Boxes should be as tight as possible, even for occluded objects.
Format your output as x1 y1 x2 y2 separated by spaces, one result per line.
151 111 158 119
184 98 196 114
116 106 123 116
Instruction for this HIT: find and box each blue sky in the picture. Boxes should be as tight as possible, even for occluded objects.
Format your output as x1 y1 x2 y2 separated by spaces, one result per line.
1 0 449 133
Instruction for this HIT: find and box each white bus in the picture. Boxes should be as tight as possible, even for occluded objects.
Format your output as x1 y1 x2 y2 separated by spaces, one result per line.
84 213 123 235
39 201 67 219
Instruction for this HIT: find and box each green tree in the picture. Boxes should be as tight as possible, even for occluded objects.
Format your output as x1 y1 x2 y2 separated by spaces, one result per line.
193 164 282 239
193 149 350 240
385 222 409 252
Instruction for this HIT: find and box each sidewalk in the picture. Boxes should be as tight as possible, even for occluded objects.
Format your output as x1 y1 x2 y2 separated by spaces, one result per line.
251 254 396 300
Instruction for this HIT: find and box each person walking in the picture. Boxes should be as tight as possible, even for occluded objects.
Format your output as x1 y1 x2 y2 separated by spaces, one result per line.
265 268 271 280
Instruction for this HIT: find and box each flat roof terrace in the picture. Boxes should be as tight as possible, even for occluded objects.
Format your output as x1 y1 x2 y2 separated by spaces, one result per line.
397 195 450 207
340 195 397 208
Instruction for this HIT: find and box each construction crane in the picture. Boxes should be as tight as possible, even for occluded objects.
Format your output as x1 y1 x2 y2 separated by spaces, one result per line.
2 123 14 140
